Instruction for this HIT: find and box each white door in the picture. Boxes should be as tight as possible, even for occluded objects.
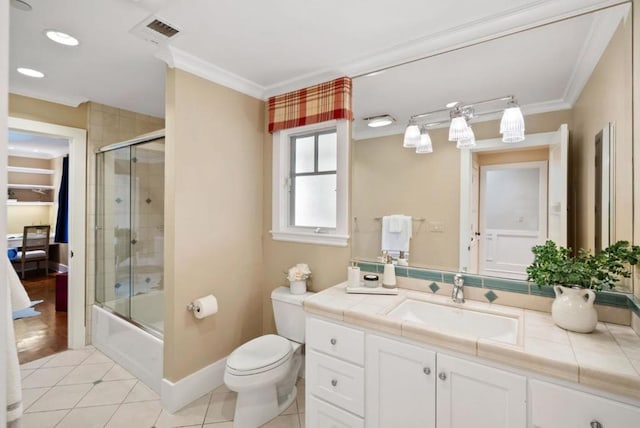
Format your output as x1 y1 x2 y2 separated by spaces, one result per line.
436 354 526 428
479 161 548 279
548 124 568 247
366 334 436 428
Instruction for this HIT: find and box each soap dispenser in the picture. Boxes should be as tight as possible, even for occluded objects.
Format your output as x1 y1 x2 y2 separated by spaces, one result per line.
382 252 397 289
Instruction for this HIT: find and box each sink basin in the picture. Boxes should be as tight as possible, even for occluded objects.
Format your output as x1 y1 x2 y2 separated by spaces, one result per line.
388 299 519 344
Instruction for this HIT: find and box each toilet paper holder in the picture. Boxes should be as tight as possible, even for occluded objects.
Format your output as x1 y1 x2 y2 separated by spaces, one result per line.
186 302 197 312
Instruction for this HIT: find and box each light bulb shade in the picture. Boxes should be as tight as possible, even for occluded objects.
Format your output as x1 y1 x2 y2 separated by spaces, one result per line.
416 130 433 154
456 127 476 149
500 106 525 134
502 130 525 143
403 124 421 148
448 116 468 141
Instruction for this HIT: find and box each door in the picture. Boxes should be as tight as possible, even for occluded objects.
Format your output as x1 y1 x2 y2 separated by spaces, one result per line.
366 334 436 428
479 161 548 279
548 124 568 247
436 354 526 428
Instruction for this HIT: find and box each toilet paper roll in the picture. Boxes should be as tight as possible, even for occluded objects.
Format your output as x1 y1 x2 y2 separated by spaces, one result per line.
192 295 218 319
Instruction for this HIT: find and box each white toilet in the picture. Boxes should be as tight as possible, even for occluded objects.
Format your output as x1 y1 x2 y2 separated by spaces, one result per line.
224 286 314 428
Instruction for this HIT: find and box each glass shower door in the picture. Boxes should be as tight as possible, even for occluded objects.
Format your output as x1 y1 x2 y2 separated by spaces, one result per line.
130 139 165 333
95 146 132 317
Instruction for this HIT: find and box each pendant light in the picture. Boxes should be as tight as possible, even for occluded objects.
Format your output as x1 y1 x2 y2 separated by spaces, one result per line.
403 119 421 148
416 126 433 154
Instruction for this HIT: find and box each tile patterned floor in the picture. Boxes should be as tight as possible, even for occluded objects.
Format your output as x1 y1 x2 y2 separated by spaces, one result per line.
19 346 306 428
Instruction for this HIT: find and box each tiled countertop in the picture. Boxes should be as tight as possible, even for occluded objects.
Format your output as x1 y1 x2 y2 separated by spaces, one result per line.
304 282 640 402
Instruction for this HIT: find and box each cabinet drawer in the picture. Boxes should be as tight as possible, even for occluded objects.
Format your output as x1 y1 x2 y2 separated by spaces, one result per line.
307 350 364 417
306 396 364 428
307 317 364 365
530 380 640 428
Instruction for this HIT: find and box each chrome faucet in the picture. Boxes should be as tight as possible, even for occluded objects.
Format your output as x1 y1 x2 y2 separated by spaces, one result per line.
452 273 465 303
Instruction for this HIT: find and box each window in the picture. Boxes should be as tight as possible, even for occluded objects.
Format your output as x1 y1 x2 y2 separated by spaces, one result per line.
271 120 349 246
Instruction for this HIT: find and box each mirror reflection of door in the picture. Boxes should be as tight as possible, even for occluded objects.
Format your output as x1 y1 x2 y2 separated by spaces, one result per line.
595 124 613 252
468 162 480 273
479 162 548 280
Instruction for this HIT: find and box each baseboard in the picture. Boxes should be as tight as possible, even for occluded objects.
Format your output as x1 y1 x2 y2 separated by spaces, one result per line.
161 357 227 413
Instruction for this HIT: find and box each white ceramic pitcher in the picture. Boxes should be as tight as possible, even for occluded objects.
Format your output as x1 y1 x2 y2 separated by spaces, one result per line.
551 285 598 333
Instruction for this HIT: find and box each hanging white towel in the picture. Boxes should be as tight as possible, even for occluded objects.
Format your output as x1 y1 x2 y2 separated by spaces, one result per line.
381 215 412 257
6 258 31 425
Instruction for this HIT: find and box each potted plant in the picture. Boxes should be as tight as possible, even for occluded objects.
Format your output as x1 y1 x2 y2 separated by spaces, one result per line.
286 263 312 295
527 240 640 333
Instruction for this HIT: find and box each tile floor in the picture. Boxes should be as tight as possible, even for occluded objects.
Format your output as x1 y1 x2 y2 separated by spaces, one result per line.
19 346 306 428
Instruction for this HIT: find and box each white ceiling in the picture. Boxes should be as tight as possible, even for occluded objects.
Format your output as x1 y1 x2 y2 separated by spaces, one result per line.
8 0 627 125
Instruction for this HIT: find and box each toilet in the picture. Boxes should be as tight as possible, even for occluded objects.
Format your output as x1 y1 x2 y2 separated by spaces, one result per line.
224 286 314 428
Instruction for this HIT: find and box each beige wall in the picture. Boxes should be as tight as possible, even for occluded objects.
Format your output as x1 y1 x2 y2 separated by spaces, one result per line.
351 111 572 271
164 68 265 381
572 16 633 254
9 93 87 129
476 147 548 166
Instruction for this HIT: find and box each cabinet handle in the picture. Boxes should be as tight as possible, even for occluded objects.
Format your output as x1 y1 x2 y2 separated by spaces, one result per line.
331 379 338 387
590 421 602 428
330 338 337 345
423 367 431 375
438 372 447 381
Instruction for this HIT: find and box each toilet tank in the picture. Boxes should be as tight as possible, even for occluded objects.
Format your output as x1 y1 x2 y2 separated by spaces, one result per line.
271 286 314 344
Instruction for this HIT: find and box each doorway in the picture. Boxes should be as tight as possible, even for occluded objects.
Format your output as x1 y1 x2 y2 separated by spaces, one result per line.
8 117 87 354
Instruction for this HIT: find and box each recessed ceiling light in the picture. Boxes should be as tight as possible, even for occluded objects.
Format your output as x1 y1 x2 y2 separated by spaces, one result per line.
10 0 32 11
45 30 80 46
365 115 395 128
17 67 45 78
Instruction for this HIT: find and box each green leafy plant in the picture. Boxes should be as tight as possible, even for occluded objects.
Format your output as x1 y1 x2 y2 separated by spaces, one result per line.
526 240 640 291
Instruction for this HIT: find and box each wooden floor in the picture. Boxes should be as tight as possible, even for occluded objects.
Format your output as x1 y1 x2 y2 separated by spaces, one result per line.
13 270 68 364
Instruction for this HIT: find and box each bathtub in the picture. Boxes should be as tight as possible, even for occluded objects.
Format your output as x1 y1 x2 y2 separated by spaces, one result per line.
92 292 164 393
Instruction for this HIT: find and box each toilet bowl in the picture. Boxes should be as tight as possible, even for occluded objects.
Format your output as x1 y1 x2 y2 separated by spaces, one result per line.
223 287 313 428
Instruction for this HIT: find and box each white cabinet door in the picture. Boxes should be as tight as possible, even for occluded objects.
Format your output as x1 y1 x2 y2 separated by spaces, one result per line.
530 379 640 428
306 396 364 428
366 334 436 428
436 354 526 428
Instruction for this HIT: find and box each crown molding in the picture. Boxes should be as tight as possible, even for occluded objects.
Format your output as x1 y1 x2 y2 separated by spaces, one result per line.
563 3 630 105
10 88 88 108
156 45 265 100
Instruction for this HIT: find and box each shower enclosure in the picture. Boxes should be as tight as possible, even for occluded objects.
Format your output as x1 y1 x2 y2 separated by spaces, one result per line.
94 131 165 335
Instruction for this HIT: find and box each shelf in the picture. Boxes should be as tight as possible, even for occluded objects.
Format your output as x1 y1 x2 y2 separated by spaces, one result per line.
8 183 55 190
8 166 55 175
7 201 54 206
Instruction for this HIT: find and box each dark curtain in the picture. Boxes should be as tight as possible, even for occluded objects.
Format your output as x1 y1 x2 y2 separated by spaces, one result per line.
54 156 69 243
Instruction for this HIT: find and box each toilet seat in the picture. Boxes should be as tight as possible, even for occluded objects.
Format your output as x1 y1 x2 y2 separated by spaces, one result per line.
226 334 292 376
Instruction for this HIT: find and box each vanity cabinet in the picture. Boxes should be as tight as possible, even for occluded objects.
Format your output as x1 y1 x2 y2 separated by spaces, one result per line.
366 334 436 428
366 334 526 428
306 317 365 428
529 380 640 428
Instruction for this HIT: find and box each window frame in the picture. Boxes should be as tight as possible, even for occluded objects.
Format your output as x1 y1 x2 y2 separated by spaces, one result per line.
271 119 349 246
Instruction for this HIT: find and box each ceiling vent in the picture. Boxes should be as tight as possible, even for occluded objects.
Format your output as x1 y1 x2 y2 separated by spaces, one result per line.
130 15 181 46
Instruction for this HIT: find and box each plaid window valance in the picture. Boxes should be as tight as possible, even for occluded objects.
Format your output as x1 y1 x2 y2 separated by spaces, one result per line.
268 77 353 133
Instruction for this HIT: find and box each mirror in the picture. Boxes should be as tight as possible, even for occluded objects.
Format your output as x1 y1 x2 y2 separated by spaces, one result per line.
351 3 633 289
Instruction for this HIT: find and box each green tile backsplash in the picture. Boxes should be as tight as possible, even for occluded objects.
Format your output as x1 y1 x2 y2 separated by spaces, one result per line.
354 261 632 309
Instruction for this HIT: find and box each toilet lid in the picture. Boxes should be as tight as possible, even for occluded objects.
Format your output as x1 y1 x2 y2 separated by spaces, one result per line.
226 334 292 375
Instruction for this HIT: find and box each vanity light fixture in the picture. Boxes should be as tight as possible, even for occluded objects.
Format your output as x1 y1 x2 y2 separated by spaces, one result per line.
403 95 524 150
45 30 80 46
365 114 395 128
17 67 45 78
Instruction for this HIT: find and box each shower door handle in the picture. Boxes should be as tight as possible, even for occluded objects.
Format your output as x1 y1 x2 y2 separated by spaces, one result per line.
70 250 74 258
